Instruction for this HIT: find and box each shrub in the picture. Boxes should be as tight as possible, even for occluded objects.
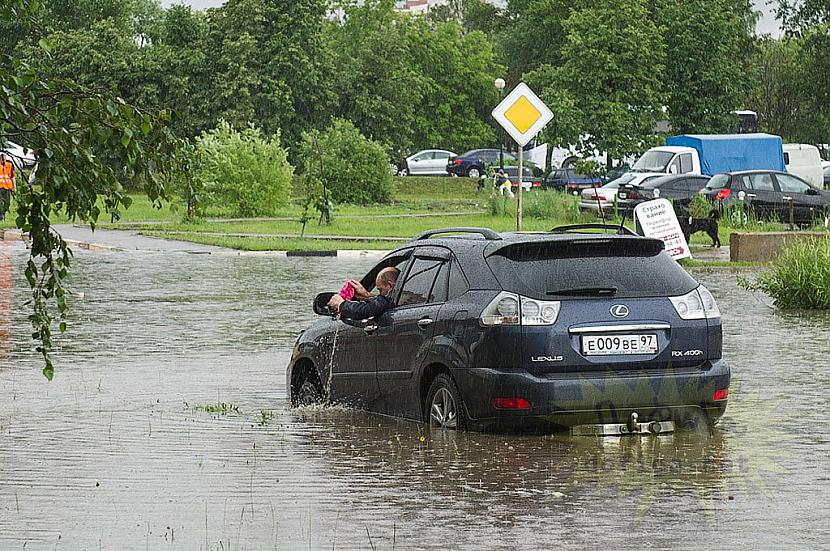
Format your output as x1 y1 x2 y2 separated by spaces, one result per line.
738 237 830 309
193 121 293 216
300 119 393 205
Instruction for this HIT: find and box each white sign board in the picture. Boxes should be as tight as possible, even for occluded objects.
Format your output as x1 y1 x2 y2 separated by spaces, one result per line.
492 82 553 146
634 199 691 260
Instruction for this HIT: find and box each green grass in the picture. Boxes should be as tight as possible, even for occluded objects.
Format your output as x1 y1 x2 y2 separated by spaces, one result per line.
143 231 400 251
186 401 241 415
738 237 830 309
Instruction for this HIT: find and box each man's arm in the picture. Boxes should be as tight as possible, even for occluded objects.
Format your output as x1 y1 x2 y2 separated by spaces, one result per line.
339 295 393 320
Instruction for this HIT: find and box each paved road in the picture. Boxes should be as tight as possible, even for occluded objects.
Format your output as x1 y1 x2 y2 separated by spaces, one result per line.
53 224 230 253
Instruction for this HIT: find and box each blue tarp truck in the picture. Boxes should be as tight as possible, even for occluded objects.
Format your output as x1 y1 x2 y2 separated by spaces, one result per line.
665 134 786 175
628 134 786 178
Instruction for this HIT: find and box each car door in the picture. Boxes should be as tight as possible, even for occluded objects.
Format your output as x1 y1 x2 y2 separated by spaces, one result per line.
408 151 434 175
328 251 412 408
775 173 824 224
430 151 452 175
742 173 781 219
372 249 449 418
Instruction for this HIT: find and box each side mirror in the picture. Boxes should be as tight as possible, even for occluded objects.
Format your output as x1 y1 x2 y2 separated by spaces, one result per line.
806 188 819 195
313 292 337 316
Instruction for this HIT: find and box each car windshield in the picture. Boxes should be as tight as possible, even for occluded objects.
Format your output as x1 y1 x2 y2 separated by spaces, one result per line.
632 151 674 172
487 239 698 300
705 174 730 189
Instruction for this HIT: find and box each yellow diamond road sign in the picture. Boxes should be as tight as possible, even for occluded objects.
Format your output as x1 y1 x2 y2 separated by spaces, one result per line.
492 82 553 146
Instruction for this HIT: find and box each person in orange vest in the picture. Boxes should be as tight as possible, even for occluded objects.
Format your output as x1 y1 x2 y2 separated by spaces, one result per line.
0 152 15 221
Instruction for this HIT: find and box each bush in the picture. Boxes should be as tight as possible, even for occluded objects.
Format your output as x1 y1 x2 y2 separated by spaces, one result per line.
738 237 830 309
300 119 393 204
193 121 293 216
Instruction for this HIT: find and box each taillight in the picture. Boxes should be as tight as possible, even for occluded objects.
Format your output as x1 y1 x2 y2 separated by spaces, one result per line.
452 159 463 165
590 194 606 201
713 388 729 401
480 292 561 326
715 189 731 200
669 285 721 320
493 398 531 409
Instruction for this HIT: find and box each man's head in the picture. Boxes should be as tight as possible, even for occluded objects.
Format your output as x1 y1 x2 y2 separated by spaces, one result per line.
375 267 399 296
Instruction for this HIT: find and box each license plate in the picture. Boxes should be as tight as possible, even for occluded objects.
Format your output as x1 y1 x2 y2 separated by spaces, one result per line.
582 334 657 355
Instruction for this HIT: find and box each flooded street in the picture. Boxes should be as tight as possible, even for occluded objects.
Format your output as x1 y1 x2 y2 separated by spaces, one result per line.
1 241 829 550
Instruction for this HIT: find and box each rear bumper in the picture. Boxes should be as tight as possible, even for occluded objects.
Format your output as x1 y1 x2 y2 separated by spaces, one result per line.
452 359 730 432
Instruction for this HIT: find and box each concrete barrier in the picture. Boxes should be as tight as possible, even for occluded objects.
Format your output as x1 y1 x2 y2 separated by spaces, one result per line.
730 231 830 262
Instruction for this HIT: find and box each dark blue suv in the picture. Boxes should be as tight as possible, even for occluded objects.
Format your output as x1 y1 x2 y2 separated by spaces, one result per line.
288 226 729 433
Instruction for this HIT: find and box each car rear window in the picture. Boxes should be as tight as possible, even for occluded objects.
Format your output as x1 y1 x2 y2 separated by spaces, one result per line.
486 239 698 299
705 174 729 190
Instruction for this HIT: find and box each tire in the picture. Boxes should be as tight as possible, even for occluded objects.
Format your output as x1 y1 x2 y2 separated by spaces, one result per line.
729 206 749 226
297 376 324 407
467 167 481 179
425 373 467 430
398 167 409 177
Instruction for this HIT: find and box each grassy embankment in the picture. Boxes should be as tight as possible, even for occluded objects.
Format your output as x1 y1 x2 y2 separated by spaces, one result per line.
6 175 825 254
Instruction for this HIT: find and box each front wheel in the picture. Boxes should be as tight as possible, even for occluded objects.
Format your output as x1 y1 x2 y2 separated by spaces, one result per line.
467 167 481 179
426 373 467 430
297 377 324 406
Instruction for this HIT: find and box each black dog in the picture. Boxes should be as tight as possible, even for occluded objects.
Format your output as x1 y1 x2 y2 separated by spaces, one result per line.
679 210 721 247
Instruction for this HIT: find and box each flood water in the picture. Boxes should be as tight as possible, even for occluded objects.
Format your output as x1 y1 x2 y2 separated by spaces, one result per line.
1 240 829 550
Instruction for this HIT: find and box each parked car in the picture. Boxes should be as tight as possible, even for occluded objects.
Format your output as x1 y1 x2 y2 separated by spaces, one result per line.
501 165 543 190
822 161 830 189
701 170 830 225
288 226 729 433
579 173 661 213
616 174 711 214
544 168 603 192
447 149 537 179
2 141 37 170
398 149 456 176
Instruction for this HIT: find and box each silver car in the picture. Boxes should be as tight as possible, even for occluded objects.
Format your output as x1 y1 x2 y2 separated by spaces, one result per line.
579 173 660 213
400 149 456 176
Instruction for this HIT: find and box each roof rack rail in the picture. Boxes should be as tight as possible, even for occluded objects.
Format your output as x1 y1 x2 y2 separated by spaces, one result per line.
412 227 502 241
549 224 638 236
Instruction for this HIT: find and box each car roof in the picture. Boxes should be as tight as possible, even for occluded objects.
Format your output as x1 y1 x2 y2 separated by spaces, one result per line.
381 228 665 289
717 169 790 176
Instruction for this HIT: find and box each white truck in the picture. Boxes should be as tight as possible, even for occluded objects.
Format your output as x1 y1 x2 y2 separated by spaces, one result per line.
629 134 787 178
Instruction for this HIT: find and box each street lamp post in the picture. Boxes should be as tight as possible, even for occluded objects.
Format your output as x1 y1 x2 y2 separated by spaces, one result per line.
494 78 506 171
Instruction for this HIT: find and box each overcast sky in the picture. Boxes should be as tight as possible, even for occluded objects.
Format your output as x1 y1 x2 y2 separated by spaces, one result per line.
161 0 782 36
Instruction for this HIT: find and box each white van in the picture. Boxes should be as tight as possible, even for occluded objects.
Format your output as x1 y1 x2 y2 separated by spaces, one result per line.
783 143 823 188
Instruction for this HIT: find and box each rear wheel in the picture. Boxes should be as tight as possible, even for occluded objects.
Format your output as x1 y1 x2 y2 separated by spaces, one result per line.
426 374 467 430
467 167 481 179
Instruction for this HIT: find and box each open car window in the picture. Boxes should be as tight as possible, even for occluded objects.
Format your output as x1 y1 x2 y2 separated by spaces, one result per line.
361 250 412 295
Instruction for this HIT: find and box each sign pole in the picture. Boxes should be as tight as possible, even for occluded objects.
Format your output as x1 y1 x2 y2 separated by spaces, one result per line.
517 146 523 231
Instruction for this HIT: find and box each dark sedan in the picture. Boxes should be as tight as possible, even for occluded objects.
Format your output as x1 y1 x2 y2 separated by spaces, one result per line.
447 149 537 179
288 226 729 434
616 174 711 214
701 170 830 225
544 168 604 192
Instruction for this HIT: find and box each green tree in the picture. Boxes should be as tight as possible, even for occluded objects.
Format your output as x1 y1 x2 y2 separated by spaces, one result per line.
1 2 178 379
193 121 293 216
300 119 393 205
548 0 666 164
652 0 756 133
199 0 335 151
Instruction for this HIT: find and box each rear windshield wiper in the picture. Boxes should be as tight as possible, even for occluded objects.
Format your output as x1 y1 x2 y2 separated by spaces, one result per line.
547 287 618 297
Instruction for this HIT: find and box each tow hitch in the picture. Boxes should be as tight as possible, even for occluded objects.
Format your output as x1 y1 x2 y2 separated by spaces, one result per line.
571 412 675 436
